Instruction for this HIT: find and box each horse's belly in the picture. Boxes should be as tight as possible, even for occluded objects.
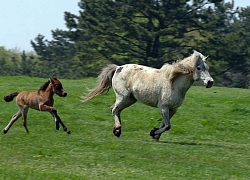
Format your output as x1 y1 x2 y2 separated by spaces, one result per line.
133 92 158 107
134 90 185 108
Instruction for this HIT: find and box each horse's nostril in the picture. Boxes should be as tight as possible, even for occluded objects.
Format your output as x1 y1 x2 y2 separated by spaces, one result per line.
206 80 213 88
64 92 67 97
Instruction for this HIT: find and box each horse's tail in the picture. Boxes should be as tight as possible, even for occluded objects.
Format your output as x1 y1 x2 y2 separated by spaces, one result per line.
4 92 19 102
82 64 117 102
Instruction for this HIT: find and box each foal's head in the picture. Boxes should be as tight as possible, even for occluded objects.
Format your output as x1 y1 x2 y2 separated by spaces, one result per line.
49 77 67 97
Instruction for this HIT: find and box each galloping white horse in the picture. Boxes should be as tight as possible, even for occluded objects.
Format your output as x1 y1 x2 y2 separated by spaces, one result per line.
83 50 214 141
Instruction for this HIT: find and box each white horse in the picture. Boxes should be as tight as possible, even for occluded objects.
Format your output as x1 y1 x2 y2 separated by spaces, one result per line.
83 50 214 141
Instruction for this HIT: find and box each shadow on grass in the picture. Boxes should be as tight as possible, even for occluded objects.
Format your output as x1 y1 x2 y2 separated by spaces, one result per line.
159 140 248 150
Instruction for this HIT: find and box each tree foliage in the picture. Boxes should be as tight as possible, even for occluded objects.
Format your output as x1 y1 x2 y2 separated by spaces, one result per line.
1 1 250 88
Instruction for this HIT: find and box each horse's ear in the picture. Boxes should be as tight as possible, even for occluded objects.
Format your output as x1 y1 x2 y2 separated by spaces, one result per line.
49 77 55 84
193 50 198 54
204 55 209 61
49 77 59 84
193 50 201 58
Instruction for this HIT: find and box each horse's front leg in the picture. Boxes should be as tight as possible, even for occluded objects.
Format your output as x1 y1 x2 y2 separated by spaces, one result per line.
40 104 70 134
150 108 177 141
50 110 60 130
39 104 59 129
50 110 71 134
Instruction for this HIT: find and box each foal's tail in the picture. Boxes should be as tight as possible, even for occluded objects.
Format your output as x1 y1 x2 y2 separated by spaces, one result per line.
82 64 117 102
4 92 19 102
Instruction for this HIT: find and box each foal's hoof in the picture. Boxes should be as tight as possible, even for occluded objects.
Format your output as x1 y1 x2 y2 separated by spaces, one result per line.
150 128 160 142
2 129 7 134
113 126 121 138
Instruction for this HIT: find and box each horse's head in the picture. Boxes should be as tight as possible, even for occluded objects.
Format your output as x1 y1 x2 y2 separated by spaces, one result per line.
192 50 214 88
49 78 68 97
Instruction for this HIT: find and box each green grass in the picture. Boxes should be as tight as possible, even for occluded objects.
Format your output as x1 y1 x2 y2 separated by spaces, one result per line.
0 76 250 179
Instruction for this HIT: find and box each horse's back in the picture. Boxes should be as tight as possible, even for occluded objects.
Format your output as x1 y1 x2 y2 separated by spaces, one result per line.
114 64 160 80
16 90 41 110
112 64 167 107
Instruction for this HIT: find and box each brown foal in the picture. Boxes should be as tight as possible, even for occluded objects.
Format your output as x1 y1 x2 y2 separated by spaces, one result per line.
3 77 70 134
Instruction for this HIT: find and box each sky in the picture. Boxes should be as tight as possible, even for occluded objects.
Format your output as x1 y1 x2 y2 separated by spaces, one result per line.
0 0 249 52
0 0 79 52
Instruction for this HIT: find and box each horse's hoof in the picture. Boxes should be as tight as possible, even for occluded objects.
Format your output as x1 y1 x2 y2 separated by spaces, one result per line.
2 129 7 134
113 126 121 138
67 130 71 134
150 127 159 136
150 128 160 141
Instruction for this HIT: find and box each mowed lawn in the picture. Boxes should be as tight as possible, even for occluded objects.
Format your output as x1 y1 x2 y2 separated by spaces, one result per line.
0 76 249 180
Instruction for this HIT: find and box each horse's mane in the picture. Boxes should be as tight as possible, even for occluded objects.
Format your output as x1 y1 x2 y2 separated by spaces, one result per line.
165 51 204 84
38 80 50 91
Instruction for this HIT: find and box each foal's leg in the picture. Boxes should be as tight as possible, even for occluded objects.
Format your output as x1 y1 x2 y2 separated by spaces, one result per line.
50 110 71 134
150 108 177 141
22 107 29 133
50 111 60 130
111 95 137 138
40 104 70 134
3 109 22 134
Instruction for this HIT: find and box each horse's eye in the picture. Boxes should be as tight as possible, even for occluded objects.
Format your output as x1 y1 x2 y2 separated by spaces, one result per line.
55 84 62 90
197 67 201 71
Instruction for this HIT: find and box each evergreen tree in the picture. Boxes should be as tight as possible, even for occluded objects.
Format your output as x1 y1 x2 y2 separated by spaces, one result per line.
74 0 234 67
198 5 250 88
30 0 249 88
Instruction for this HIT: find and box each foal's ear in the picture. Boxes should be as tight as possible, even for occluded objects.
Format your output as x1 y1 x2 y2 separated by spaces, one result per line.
49 77 59 84
49 77 55 84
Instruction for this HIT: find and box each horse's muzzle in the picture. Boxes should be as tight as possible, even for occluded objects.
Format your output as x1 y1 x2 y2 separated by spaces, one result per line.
62 92 67 97
206 80 213 88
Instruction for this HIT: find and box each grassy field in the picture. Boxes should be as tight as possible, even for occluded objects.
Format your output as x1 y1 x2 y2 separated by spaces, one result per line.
0 76 249 180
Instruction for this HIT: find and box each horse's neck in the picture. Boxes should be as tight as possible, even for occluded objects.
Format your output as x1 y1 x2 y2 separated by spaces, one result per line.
44 83 54 98
172 75 194 96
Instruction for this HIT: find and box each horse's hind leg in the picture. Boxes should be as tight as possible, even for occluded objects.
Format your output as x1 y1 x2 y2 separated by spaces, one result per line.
111 95 137 138
3 110 22 134
111 105 122 137
22 107 29 133
50 110 71 134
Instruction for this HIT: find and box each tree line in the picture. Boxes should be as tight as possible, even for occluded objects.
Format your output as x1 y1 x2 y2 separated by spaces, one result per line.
1 0 250 88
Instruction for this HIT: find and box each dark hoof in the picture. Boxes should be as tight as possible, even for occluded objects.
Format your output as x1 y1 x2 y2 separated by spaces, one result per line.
113 126 121 138
150 128 161 142
56 121 60 130
2 129 7 134
150 127 159 137
63 127 70 134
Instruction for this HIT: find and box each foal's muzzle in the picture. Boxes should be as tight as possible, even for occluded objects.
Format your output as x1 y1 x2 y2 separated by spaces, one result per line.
206 80 213 88
59 91 67 97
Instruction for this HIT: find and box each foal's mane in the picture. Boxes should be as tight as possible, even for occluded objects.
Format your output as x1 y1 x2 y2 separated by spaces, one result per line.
39 80 50 91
